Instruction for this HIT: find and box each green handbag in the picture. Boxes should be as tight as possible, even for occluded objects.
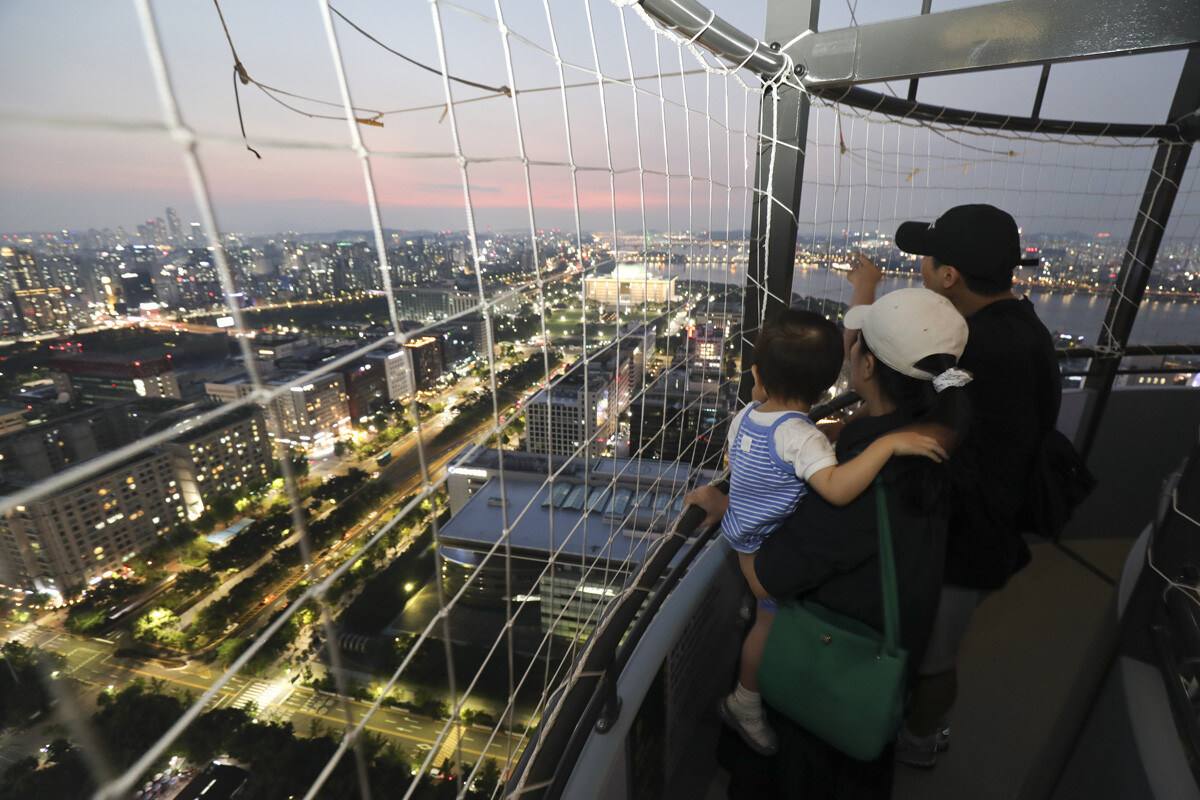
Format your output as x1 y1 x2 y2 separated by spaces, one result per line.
757 480 908 762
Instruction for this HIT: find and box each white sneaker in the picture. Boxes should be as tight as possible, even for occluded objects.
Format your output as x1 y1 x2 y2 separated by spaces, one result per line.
718 696 778 756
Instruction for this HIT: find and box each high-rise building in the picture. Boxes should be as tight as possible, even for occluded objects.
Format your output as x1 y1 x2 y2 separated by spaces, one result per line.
0 247 72 335
341 359 388 421
524 363 616 457
269 372 349 450
686 323 725 376
431 313 489 367
628 368 732 470
524 336 643 458
365 347 416 402
2 246 47 291
165 207 183 245
205 371 350 451
117 246 158 314
405 336 444 392
0 399 275 596
12 288 72 335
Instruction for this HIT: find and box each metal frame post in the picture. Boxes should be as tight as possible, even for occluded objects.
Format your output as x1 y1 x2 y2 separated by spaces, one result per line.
1079 47 1200 459
738 0 820 406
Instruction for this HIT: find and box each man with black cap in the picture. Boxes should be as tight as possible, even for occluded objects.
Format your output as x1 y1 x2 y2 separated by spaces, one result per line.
846 203 1061 768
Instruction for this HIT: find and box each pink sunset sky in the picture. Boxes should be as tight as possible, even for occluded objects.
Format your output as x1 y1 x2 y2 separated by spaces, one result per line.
0 0 1186 236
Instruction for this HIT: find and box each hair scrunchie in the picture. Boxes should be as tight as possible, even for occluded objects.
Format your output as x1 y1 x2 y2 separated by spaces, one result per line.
932 366 973 393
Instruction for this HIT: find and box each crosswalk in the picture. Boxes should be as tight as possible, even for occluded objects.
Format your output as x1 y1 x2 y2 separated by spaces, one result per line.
4 625 38 646
229 679 294 722
434 722 465 770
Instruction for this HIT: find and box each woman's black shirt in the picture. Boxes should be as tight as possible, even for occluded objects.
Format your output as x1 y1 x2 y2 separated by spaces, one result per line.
752 409 948 676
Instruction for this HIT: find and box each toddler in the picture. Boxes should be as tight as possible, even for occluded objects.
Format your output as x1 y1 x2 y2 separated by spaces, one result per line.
718 308 946 756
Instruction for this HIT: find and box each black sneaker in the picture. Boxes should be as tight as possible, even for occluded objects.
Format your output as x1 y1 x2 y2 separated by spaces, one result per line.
895 725 937 769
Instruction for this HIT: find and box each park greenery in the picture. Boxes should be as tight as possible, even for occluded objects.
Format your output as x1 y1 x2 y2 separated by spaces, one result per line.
0 642 65 730
0 679 504 800
78 458 396 653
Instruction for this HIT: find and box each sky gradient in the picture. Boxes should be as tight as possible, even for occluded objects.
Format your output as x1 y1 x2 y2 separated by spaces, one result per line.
0 1 1192 236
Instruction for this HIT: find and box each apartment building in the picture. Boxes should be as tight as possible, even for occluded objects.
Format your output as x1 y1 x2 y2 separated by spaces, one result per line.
0 450 187 598
157 404 273 518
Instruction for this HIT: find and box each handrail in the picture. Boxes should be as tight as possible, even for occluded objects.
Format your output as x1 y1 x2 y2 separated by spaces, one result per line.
1054 344 1200 360
1054 344 1200 378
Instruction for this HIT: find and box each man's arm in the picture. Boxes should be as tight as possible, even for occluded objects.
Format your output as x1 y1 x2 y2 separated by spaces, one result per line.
844 252 882 354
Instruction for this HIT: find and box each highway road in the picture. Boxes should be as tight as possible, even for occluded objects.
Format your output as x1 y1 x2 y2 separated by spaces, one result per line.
0 618 527 776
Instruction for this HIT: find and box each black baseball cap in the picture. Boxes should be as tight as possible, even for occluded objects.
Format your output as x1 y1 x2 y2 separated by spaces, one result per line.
895 204 1039 277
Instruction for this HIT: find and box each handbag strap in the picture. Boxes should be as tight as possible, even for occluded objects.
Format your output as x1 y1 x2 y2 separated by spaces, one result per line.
874 479 901 658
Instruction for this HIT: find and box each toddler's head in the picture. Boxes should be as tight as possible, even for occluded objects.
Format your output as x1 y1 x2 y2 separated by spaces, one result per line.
752 308 843 406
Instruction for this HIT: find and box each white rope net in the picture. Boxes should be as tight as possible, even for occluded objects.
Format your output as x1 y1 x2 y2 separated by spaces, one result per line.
0 2 1197 800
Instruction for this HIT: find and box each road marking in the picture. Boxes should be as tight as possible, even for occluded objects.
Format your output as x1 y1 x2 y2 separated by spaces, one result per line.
434 723 465 767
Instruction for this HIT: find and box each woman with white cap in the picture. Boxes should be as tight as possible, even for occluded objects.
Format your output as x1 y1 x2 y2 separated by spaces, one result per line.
688 286 972 798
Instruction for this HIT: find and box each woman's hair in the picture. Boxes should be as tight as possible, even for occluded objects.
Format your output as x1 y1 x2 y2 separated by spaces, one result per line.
754 308 843 405
860 334 971 513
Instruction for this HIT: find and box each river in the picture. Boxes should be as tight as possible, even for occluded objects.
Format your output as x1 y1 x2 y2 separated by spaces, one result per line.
653 262 1198 345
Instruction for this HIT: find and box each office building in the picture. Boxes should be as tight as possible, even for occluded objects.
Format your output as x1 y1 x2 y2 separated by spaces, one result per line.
584 262 676 308
524 367 614 458
441 448 700 638
365 347 417 402
524 336 642 457
50 352 181 404
266 371 350 450
405 336 444 392
686 324 725 376
342 358 388 421
206 371 350 451
628 369 732 469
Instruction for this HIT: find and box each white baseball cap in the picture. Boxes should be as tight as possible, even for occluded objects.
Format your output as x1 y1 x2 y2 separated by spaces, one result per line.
843 288 968 380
